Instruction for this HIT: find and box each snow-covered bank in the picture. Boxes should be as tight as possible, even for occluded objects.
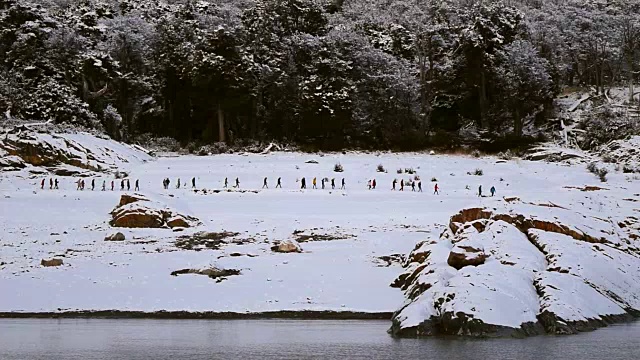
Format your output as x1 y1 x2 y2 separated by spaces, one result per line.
1 133 640 337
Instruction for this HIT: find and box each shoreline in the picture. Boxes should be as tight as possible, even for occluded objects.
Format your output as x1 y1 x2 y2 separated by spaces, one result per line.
0 310 393 320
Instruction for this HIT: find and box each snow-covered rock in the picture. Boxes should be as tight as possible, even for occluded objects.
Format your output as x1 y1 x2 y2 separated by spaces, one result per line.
0 129 152 173
391 205 640 337
271 239 302 253
109 194 199 229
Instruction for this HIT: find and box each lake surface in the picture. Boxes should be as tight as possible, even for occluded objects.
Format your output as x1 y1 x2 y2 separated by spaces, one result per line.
0 319 638 360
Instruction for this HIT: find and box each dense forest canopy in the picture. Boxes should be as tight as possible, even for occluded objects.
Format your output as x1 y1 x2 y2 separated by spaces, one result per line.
0 0 639 150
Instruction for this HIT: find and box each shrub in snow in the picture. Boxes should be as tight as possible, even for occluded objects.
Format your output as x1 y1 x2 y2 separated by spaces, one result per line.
334 163 344 172
114 171 129 179
587 162 608 182
498 150 514 160
431 177 438 182
472 150 481 158
377 164 385 173
397 168 403 174
467 168 484 176
405 168 415 174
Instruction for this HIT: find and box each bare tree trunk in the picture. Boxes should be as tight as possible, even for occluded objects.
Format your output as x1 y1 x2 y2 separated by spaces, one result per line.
479 69 487 128
514 108 522 137
218 103 226 143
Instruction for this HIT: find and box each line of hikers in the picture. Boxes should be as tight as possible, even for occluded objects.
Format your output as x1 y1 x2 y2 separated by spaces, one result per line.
41 176 495 197
40 178 59 190
478 185 497 197
41 178 140 191
163 177 197 190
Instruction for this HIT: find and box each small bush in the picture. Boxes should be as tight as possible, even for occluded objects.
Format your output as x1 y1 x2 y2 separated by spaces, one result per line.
623 166 639 174
377 164 386 173
498 150 514 160
414 175 420 181
114 171 129 179
587 162 608 182
472 150 481 158
334 163 344 172
598 168 608 182
602 154 615 163
405 168 415 174
397 168 403 174
431 177 438 182
474 168 484 176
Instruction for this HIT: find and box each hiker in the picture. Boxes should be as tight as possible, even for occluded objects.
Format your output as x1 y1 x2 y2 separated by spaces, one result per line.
235 177 240 188
478 185 482 197
111 180 114 191
224 177 228 188
81 179 85 190
341 178 346 190
411 181 416 192
91 178 95 191
127 179 130 191
400 179 404 191
41 179 45 190
276 177 282 188
372 179 377 190
321 178 325 189
135 179 140 191
192 177 196 189
434 183 439 195
392 179 397 191
331 178 335 190
102 180 106 191
263 177 268 189
490 186 496 197
176 178 181 189
367 179 372 190
312 177 317 189
49 178 53 190
166 178 171 189
120 179 125 191
418 181 422 192
301 177 306 189
54 178 59 189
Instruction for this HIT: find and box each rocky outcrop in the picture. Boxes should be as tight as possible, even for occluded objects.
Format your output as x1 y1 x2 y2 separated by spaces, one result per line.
110 195 198 229
391 204 640 338
170 267 240 281
271 240 302 253
41 258 63 267
174 231 241 250
0 129 152 173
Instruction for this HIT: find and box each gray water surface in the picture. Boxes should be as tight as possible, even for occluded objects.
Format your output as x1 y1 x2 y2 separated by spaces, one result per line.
0 319 638 360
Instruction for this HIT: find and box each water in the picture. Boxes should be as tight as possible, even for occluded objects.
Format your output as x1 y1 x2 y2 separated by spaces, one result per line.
0 319 638 360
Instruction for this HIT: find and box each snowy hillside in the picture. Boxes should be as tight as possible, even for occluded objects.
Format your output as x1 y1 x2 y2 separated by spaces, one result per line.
1 132 640 337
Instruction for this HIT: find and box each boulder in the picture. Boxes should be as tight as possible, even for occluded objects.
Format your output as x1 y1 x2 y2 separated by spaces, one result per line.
105 232 126 241
110 204 165 228
271 239 302 253
118 194 147 207
447 246 488 270
167 215 190 229
110 195 198 229
41 258 63 267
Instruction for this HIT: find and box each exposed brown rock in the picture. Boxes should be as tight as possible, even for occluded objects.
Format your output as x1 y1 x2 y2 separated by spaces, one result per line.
167 216 190 229
41 258 63 267
447 246 488 270
271 240 302 253
105 232 126 241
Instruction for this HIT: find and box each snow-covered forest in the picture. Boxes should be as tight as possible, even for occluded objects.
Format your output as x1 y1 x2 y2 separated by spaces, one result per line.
1 0 639 149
